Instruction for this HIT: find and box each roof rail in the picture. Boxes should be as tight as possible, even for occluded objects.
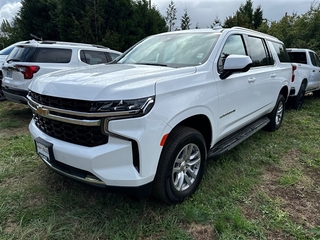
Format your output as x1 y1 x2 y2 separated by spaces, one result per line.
39 41 109 49
231 26 279 40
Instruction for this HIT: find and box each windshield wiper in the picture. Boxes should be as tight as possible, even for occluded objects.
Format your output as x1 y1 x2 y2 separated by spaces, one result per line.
135 62 168 67
6 59 20 63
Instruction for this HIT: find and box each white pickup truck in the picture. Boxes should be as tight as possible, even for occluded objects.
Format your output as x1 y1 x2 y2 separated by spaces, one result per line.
287 48 320 109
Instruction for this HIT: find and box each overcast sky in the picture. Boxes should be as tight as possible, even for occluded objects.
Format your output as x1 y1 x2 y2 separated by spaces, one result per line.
0 0 316 29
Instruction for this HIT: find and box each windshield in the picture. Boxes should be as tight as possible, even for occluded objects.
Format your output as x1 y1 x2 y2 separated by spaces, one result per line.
117 32 220 68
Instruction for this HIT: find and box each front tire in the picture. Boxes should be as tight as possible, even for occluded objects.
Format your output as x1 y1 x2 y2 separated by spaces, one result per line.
153 126 207 204
266 94 285 132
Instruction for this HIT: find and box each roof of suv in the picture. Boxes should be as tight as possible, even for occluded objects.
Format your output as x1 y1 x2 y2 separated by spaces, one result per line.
15 39 114 51
286 48 314 52
154 26 282 43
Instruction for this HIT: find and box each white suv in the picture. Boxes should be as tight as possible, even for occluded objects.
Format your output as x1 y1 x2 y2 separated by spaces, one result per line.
1 40 121 104
0 41 28 101
27 27 292 204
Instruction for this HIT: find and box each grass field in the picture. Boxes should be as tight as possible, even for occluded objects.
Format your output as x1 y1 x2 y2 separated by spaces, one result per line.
0 96 319 240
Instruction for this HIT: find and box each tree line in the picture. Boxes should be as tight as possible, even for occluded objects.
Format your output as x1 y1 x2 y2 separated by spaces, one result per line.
0 0 167 52
1 0 320 53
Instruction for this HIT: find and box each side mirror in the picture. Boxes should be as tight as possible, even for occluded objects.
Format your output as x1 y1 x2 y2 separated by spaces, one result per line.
220 55 252 79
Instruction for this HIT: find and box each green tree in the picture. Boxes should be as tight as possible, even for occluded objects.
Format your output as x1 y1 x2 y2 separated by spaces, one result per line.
223 0 263 29
180 8 191 30
14 0 59 41
11 0 166 52
210 16 222 28
0 19 20 45
253 5 263 29
267 13 299 48
267 1 320 52
165 0 177 31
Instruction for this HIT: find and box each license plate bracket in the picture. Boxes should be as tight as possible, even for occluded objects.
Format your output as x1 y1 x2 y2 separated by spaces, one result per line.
7 70 12 78
34 137 54 162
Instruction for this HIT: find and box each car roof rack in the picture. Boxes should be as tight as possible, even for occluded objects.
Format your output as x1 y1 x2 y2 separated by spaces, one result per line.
39 41 109 49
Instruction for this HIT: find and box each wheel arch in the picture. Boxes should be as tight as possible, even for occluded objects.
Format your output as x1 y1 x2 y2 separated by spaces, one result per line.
280 85 289 101
300 78 308 91
169 114 212 152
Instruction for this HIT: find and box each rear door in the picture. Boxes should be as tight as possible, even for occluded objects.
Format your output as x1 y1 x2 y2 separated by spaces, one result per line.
308 51 320 90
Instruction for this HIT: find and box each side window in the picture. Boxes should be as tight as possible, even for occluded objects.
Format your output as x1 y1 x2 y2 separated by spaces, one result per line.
80 50 108 65
109 52 120 61
217 34 246 73
35 48 71 63
270 41 290 63
313 52 320 67
309 52 320 67
247 36 272 67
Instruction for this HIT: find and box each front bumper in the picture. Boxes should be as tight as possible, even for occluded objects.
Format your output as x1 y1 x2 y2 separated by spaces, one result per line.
29 111 168 192
35 136 153 196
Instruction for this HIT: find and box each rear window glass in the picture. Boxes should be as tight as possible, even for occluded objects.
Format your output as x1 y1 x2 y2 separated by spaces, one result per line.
36 48 71 63
287 52 307 64
247 36 273 67
80 50 109 65
271 42 290 63
7 47 72 63
309 51 320 67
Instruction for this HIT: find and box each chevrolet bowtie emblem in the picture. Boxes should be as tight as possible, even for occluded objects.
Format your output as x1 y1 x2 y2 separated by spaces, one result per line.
36 106 48 116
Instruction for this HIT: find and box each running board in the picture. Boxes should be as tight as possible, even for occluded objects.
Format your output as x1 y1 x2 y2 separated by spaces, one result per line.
208 117 270 159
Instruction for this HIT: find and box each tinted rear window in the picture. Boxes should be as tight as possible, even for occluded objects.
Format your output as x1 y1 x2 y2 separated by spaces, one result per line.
287 52 307 64
271 42 290 63
247 36 273 67
80 50 109 64
7 47 72 63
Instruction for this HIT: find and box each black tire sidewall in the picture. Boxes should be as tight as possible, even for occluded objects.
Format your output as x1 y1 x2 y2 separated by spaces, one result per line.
266 94 285 132
273 94 285 130
293 83 306 110
165 133 206 201
154 127 207 204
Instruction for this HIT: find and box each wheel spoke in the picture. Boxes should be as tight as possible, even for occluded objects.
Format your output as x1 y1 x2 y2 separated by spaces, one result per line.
186 145 193 158
184 173 192 185
171 141 203 192
177 173 184 190
175 156 184 164
188 156 201 166
187 168 197 179
173 167 181 173
189 150 200 160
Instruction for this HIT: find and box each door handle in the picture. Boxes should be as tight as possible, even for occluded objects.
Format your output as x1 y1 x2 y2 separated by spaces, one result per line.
248 77 256 83
270 73 276 78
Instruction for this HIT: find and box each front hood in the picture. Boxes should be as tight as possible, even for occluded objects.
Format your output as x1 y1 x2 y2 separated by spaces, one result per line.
29 64 196 100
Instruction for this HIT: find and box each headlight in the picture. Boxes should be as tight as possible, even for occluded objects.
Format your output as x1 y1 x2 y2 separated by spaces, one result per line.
90 96 155 116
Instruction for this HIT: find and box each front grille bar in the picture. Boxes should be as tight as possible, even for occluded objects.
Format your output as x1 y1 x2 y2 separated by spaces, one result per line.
27 95 140 126
28 96 101 126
